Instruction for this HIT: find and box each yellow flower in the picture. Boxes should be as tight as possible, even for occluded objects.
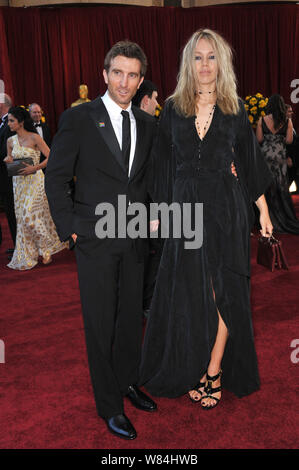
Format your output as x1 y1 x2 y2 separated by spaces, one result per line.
249 97 257 105
244 104 249 111
261 111 265 116
248 115 254 123
251 106 257 114
265 98 269 104
259 100 266 108
41 116 46 123
256 93 263 98
245 96 250 101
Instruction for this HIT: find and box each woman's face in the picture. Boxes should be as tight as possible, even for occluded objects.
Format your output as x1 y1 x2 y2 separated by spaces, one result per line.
7 114 22 132
194 38 218 88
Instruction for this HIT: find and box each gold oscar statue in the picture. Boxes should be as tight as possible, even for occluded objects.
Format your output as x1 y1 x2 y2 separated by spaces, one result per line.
71 84 91 107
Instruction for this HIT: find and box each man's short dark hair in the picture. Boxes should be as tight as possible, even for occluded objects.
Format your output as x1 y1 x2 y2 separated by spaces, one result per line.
104 41 148 77
132 80 158 108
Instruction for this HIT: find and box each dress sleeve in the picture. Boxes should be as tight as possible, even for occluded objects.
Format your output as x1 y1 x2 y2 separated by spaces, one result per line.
148 100 176 208
233 99 273 203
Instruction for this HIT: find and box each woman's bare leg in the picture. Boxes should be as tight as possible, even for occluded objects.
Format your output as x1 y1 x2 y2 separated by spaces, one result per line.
201 309 228 407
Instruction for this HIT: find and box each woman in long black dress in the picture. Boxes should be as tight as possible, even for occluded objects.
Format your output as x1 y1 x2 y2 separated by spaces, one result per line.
256 94 299 234
139 29 273 409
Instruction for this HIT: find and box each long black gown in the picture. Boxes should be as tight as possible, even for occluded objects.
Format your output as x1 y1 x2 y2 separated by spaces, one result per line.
261 118 299 234
139 98 273 398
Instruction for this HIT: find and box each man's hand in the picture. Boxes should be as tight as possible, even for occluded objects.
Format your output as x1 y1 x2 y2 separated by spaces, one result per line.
150 220 159 233
231 161 238 178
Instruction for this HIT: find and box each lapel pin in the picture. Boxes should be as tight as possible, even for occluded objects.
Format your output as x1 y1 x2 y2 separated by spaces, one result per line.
98 121 105 128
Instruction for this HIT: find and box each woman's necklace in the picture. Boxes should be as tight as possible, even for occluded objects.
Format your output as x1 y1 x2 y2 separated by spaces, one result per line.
197 89 216 95
195 104 216 139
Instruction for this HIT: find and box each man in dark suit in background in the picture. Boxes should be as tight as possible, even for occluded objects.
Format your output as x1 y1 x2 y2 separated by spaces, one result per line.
29 103 51 165
0 93 16 252
133 80 162 316
45 41 157 441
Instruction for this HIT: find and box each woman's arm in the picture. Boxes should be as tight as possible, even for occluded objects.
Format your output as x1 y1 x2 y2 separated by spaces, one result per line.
19 134 50 175
285 118 294 145
255 194 273 237
3 137 13 163
256 117 264 144
34 134 50 170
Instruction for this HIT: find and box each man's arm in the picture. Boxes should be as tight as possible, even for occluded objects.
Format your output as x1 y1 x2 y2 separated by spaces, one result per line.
45 109 79 242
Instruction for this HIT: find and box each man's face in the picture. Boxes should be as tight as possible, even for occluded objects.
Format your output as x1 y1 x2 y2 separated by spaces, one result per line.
142 91 158 116
103 55 144 109
0 103 8 118
30 104 42 123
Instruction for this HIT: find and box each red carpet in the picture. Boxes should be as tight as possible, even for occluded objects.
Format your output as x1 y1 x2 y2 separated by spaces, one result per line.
0 198 298 449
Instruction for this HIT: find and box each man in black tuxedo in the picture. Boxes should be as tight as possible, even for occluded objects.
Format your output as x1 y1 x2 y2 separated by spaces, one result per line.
45 41 157 440
29 103 51 165
0 93 16 251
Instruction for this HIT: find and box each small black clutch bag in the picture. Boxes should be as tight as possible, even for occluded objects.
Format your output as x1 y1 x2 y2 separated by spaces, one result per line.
6 158 34 177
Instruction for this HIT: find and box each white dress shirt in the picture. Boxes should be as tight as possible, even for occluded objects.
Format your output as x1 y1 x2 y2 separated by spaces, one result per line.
34 122 43 139
101 90 136 177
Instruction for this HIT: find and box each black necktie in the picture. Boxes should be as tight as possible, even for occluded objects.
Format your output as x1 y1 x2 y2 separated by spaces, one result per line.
121 110 131 175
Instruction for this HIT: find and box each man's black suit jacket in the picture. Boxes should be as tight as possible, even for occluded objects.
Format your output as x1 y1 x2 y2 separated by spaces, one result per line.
0 118 15 193
45 96 156 252
40 122 51 148
37 122 51 165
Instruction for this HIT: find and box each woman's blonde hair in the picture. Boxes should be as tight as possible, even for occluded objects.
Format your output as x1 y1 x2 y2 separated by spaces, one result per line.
170 28 240 116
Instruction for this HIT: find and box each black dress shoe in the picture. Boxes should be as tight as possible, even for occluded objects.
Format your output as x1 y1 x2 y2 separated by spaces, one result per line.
126 385 157 412
105 414 137 440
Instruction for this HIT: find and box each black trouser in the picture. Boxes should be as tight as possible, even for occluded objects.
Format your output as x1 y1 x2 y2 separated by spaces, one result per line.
143 237 163 310
75 238 144 419
0 181 16 245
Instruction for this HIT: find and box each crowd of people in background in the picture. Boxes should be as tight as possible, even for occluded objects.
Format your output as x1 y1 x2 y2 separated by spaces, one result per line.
256 94 299 234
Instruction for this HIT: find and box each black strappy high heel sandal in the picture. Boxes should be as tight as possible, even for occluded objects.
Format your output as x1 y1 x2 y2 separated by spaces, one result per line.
188 379 206 403
200 369 222 410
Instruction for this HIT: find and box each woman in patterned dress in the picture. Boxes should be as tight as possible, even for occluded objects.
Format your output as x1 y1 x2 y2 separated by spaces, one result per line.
256 94 299 234
4 107 67 270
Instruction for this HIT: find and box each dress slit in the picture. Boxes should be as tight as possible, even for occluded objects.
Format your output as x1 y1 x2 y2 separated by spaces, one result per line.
210 275 230 337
